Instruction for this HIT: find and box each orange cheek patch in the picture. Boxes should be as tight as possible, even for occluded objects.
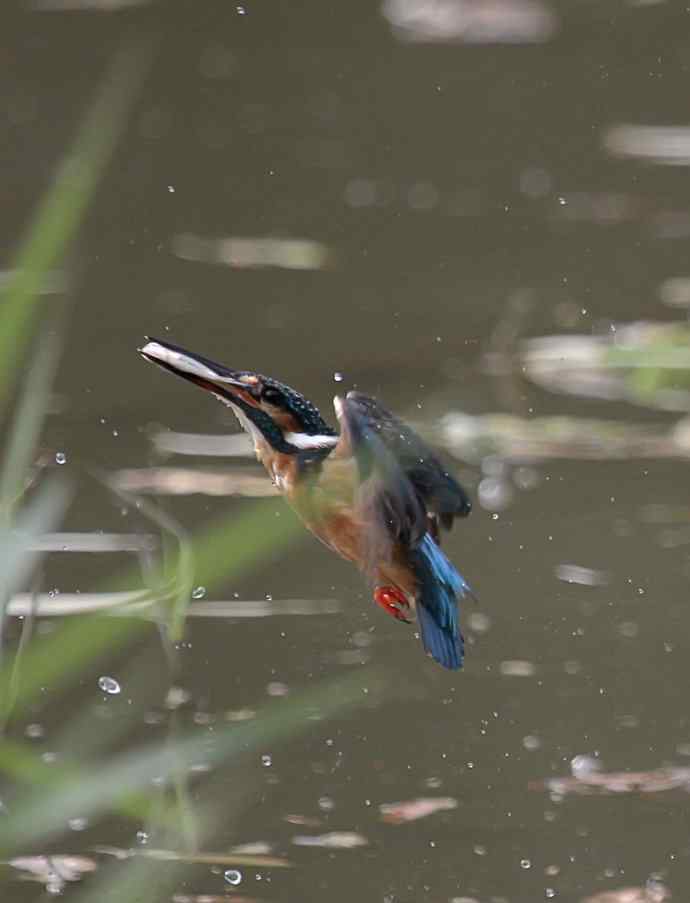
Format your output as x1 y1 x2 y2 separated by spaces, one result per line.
272 410 301 432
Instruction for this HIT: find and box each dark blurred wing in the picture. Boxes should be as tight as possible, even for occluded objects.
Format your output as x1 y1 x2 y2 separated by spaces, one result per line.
335 394 426 572
339 392 471 546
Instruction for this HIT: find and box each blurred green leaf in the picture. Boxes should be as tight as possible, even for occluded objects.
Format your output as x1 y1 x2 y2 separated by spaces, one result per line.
0 497 303 717
0 478 72 622
0 39 152 409
0 332 62 524
0 666 388 854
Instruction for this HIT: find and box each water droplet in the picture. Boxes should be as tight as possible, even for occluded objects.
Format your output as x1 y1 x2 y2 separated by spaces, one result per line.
520 858 532 869
192 586 206 600
55 452 67 465
136 830 149 844
98 675 121 695
333 372 344 382
224 869 242 885
261 754 272 767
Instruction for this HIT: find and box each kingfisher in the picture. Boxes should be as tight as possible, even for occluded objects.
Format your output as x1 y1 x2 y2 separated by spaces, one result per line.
139 337 475 670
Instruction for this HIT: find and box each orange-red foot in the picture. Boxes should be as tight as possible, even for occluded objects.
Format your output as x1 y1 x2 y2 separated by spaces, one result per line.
374 586 411 623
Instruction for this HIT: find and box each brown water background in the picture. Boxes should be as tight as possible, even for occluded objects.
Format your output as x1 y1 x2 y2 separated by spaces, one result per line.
2 2 690 901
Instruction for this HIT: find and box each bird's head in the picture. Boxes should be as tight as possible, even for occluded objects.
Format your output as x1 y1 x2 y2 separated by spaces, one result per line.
139 338 337 456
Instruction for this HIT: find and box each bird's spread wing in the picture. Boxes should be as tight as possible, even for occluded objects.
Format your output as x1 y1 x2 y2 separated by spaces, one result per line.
336 391 470 545
335 392 473 670
335 392 471 566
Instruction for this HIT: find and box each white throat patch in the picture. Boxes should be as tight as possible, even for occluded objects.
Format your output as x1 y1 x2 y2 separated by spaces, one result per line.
220 399 266 455
283 432 338 450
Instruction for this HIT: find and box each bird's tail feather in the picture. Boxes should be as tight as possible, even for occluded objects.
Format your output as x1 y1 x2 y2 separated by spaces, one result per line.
412 534 471 670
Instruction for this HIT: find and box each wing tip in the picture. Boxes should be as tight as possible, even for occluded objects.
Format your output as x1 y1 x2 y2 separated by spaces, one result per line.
417 602 464 670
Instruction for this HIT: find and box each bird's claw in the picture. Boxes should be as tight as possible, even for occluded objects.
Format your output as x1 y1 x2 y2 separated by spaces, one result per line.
374 586 412 623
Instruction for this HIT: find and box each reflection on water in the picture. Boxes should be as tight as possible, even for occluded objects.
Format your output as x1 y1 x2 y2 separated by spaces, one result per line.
382 0 557 44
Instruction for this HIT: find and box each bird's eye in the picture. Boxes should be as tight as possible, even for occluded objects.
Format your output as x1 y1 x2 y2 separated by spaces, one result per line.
262 386 283 404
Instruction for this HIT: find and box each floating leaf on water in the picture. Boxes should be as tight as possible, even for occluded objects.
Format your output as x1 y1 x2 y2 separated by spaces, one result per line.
499 660 537 677
291 831 368 848
382 0 557 45
3 592 340 620
555 563 609 586
605 122 690 166
113 466 277 497
28 532 158 553
530 766 690 797
96 845 290 867
32 0 150 9
172 234 332 271
9 855 97 884
171 896 234 903
225 708 256 722
379 796 457 824
150 430 253 457
581 883 671 902
283 814 323 827
230 842 273 856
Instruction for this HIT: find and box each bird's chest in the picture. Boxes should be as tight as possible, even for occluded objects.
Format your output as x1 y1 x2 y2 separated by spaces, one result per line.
272 455 362 562
268 456 293 493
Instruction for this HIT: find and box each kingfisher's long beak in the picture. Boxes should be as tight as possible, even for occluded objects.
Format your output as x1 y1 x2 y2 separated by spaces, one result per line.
138 337 260 408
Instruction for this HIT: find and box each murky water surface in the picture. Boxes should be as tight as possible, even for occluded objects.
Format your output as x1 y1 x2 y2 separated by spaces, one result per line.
2 2 690 901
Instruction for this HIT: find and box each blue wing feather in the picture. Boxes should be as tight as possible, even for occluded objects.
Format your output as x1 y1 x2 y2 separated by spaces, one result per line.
411 534 471 670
